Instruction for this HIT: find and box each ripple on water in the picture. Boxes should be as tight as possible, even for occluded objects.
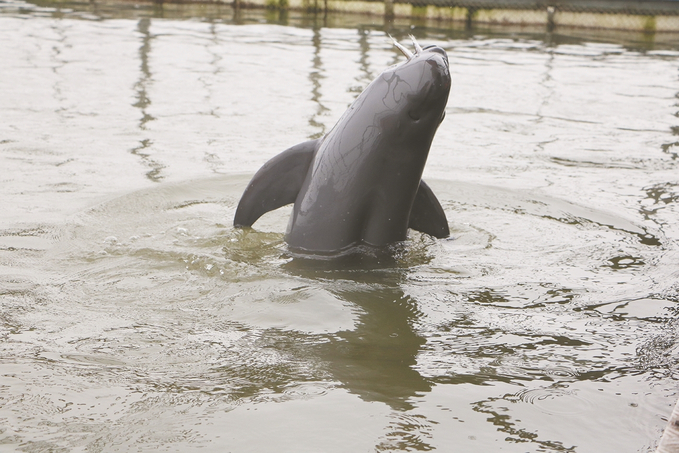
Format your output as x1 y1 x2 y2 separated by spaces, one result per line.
377 412 437 452
505 385 594 416
1 162 676 452
281 382 332 400
543 365 582 380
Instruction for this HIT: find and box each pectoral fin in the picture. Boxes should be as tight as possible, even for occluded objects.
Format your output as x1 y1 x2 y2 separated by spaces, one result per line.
234 139 319 227
408 180 450 238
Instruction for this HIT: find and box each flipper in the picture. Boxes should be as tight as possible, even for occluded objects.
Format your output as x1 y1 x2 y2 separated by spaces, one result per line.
234 139 319 227
408 180 450 238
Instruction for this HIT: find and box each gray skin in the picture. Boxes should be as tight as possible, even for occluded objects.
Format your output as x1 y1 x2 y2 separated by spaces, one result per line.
234 40 451 255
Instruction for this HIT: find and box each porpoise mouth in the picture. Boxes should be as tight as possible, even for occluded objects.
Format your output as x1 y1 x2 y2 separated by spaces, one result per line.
407 84 447 124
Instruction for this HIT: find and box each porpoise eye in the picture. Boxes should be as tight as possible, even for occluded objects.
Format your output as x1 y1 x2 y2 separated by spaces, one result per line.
409 111 421 121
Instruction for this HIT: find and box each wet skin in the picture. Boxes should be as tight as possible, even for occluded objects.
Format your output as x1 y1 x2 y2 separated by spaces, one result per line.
234 42 451 255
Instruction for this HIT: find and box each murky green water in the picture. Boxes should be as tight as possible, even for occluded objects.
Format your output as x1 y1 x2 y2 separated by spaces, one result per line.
2 1 679 451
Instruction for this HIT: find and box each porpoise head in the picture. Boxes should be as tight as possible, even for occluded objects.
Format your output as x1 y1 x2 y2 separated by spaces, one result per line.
375 36 451 144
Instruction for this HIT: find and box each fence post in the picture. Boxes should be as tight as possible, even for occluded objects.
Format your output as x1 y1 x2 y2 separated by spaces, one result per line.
466 7 476 28
547 5 556 31
384 0 394 19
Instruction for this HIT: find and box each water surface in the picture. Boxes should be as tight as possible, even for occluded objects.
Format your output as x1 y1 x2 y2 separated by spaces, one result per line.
1 1 679 451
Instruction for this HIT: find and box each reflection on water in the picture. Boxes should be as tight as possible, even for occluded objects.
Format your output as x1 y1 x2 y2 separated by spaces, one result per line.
1 1 679 451
661 93 679 160
287 262 431 411
308 27 328 139
131 18 164 181
134 18 155 130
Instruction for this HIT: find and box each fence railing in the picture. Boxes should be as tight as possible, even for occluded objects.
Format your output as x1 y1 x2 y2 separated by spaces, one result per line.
235 0 679 31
